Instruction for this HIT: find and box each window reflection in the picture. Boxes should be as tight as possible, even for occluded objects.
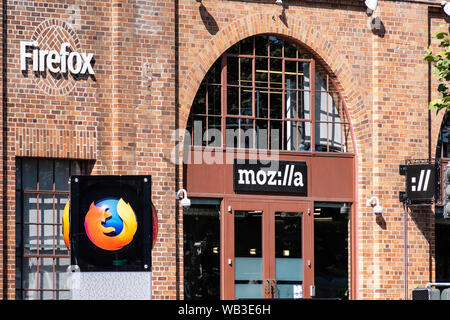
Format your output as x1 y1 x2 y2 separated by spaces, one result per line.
183 202 220 300
313 203 349 300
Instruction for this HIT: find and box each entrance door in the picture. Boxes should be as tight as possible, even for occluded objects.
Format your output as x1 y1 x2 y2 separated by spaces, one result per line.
222 199 313 299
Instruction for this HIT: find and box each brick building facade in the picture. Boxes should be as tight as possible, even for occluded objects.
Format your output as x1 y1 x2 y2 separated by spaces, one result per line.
0 0 449 300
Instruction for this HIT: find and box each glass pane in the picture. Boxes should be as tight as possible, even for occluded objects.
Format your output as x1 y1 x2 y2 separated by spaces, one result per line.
256 120 269 150
255 58 268 88
284 42 297 58
240 37 253 55
270 59 282 88
270 91 282 119
227 86 239 115
24 224 38 255
226 41 239 54
255 89 268 119
208 117 222 147
240 58 252 85
22 257 38 292
299 62 310 91
298 122 311 151
235 210 263 299
240 88 252 116
40 194 54 224
328 122 343 152
55 257 70 291
38 159 53 191
270 120 282 150
23 193 38 224
208 85 221 116
269 36 282 57
298 90 311 120
192 117 206 147
255 35 268 56
315 67 327 91
39 223 54 253
206 58 222 84
275 211 303 299
192 85 206 115
329 92 342 123
227 57 239 85
285 61 297 89
286 90 297 119
183 203 221 300
23 158 37 190
39 258 53 290
55 160 69 191
240 118 254 149
314 203 349 299
315 122 328 152
315 91 328 122
226 118 239 148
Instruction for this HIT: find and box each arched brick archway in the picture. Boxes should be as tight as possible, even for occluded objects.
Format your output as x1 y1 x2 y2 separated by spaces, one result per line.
178 13 368 156
177 12 370 299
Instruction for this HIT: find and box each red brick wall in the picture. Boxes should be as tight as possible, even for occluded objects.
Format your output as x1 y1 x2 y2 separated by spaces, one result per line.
0 0 448 300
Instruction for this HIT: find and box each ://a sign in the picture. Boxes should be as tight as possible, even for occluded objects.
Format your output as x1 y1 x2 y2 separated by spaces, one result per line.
405 164 436 202
233 159 307 195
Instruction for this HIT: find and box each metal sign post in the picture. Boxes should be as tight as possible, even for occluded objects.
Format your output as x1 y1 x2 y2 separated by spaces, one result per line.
399 159 441 300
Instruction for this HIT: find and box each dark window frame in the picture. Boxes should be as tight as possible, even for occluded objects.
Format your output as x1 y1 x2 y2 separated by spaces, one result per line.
15 157 90 300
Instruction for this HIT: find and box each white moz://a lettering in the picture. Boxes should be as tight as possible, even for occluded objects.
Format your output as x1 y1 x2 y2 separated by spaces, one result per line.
20 41 94 75
238 164 304 187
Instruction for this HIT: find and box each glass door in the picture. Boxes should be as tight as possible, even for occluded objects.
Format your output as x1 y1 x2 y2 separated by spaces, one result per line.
223 199 312 299
269 202 313 299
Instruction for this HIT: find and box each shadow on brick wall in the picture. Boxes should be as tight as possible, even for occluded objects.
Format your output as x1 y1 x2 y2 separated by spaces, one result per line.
199 4 219 36
409 206 434 283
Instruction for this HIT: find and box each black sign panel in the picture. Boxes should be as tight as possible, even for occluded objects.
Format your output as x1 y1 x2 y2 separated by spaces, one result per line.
233 159 307 195
405 164 436 201
70 175 152 272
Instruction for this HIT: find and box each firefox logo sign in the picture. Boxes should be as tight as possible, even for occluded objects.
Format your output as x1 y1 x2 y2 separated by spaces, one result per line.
82 197 138 251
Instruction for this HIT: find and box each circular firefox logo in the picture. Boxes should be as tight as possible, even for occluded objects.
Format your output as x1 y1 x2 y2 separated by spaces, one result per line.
83 198 138 251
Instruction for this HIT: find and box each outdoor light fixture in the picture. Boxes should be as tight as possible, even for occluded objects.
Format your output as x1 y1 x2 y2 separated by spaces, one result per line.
365 0 378 11
441 1 450 15
176 188 191 208
366 196 383 216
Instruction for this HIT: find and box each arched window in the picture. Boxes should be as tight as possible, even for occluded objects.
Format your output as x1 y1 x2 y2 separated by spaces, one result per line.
186 35 353 153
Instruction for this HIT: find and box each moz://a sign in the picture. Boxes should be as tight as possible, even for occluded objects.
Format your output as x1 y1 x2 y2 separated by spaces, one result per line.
233 159 307 195
405 164 436 201
20 41 94 75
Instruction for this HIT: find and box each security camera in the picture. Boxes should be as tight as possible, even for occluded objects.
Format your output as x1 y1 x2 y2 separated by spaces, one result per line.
180 197 191 208
373 204 383 216
366 196 383 216
176 189 191 208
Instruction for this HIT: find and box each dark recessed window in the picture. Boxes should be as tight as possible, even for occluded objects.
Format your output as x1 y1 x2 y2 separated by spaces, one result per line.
15 157 89 300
